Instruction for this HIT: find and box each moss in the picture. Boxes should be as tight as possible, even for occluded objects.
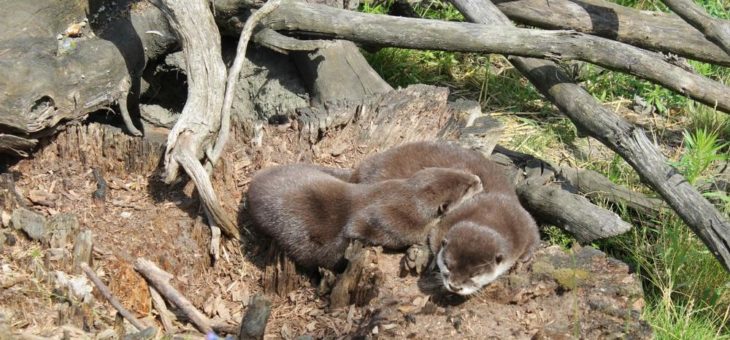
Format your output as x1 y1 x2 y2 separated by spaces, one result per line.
552 268 590 290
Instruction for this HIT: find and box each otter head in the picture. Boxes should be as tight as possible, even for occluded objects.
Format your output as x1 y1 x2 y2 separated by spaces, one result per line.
407 168 482 217
436 222 511 295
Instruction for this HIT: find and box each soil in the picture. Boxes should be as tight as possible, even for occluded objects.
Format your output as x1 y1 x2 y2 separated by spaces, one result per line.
0 120 651 339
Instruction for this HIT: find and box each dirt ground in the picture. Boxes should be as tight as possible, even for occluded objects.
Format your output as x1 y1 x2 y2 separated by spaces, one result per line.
0 121 651 339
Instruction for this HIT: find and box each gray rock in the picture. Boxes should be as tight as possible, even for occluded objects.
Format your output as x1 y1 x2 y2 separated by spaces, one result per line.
47 213 80 248
11 207 47 241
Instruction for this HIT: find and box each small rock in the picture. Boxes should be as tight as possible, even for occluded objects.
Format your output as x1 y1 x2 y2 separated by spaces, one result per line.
1 211 11 227
120 211 132 219
54 271 93 302
11 207 47 241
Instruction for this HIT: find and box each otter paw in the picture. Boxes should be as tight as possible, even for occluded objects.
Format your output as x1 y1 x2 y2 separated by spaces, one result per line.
317 267 337 295
403 244 432 275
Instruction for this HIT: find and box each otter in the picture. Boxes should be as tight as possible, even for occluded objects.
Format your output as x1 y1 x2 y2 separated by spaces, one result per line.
429 192 539 295
352 141 516 196
246 164 483 270
351 141 539 295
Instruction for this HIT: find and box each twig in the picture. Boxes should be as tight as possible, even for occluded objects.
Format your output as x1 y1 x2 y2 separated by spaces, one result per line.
80 263 147 331
209 0 282 166
133 258 213 334
149 287 176 334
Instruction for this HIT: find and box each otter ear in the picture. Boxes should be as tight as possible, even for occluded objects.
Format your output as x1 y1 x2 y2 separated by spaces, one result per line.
438 202 449 215
441 239 448 248
495 254 504 265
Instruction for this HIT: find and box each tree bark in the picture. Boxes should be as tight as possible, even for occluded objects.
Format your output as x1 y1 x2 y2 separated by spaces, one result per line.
262 0 730 113
662 0 730 57
0 1 177 155
492 0 730 66
446 0 730 270
151 0 239 239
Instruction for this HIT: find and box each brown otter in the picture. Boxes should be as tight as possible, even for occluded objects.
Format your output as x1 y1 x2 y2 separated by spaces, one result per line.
352 141 516 196
429 192 539 295
351 141 539 295
246 164 483 270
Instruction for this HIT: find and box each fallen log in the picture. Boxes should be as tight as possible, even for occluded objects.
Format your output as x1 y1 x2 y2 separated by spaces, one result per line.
262 0 730 113
492 0 730 66
557 167 668 214
0 1 177 155
661 0 730 57
448 0 730 270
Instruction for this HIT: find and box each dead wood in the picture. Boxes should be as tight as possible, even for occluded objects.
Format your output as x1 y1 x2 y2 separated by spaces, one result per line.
217 0 392 106
0 1 176 156
238 294 272 340
262 242 302 297
152 0 238 239
449 0 730 270
262 0 730 113
518 178 633 242
491 0 730 66
80 263 147 331
212 0 282 167
133 258 213 334
253 28 335 53
292 40 394 105
72 230 93 274
557 167 668 214
149 287 177 334
329 241 383 309
662 0 730 57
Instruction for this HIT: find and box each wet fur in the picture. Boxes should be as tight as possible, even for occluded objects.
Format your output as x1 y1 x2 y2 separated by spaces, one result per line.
246 164 482 270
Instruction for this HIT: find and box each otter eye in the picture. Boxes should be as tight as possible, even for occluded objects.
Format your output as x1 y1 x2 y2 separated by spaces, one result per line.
495 254 504 265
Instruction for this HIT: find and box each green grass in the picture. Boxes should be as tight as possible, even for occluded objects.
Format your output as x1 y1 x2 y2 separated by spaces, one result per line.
358 0 730 337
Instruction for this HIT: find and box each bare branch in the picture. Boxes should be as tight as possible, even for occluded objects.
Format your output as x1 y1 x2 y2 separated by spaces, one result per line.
662 0 730 57
80 263 147 331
